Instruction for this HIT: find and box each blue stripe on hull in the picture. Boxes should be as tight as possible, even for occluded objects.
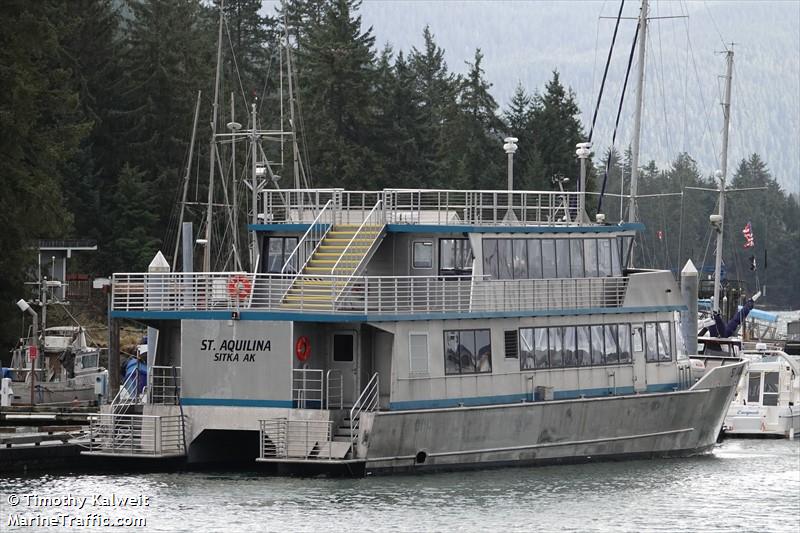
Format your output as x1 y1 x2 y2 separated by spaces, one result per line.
178 383 678 409
180 398 293 408
388 383 678 410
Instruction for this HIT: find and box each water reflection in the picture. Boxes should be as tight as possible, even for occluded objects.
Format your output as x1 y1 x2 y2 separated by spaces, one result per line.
1 440 797 532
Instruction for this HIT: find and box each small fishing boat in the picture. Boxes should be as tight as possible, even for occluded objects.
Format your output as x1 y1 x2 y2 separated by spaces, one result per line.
723 346 800 439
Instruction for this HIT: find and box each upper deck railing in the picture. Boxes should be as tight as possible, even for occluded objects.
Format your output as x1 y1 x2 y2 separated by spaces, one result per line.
111 272 628 317
260 188 581 227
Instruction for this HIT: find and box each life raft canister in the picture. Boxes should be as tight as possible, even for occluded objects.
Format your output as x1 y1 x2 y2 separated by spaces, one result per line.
226 275 252 300
295 336 311 362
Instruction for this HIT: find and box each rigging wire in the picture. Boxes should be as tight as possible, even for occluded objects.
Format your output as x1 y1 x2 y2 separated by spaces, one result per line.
589 0 625 143
679 0 720 171
597 20 639 214
590 0 607 121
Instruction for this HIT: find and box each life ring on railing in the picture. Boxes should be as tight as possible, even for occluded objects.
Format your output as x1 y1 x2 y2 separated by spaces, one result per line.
295 336 311 362
227 275 252 300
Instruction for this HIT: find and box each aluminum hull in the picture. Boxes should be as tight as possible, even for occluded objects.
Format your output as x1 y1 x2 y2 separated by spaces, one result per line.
360 362 744 473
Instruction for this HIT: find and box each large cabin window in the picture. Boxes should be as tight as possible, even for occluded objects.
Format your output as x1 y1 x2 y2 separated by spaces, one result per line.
520 323 633 371
444 329 492 375
263 236 298 273
645 322 672 362
439 239 473 276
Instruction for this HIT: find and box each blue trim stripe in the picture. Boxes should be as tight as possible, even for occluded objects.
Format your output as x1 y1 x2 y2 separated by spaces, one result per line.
248 223 317 232
386 223 644 234
181 397 293 408
388 383 678 410
248 222 645 235
111 305 686 322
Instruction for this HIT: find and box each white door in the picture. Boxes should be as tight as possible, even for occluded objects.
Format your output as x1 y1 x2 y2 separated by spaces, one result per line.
631 324 647 392
330 331 359 405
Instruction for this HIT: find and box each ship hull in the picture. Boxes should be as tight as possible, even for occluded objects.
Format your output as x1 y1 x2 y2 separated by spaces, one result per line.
360 362 744 474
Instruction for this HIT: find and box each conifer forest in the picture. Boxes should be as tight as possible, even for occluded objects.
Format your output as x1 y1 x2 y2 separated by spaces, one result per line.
1 0 798 352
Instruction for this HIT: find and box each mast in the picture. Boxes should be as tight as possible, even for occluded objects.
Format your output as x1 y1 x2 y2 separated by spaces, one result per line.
284 12 301 190
250 102 259 269
627 0 648 228
204 2 225 272
172 91 202 270
712 49 734 311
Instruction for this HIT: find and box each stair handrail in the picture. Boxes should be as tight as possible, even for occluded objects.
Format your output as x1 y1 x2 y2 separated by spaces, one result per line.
111 368 144 414
331 200 384 302
281 199 335 275
349 372 379 456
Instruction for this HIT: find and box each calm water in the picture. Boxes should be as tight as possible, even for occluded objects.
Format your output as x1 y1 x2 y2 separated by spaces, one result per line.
2 439 798 532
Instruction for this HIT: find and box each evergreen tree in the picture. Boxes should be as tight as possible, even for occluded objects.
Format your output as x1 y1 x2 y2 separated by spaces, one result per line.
450 49 503 189
531 71 589 190
59 0 125 273
115 0 215 229
408 26 461 187
503 83 544 189
0 1 86 351
295 0 378 189
726 154 799 306
108 165 162 272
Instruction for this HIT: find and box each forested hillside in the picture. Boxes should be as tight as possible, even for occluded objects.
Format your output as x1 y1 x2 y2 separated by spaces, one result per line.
1 0 797 353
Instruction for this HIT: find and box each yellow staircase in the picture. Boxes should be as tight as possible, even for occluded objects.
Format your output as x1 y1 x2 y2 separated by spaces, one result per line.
282 224 384 310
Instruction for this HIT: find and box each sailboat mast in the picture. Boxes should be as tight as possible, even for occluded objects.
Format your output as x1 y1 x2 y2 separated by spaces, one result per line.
284 13 301 190
250 102 259 270
204 2 225 273
712 49 734 310
627 0 648 228
172 90 202 270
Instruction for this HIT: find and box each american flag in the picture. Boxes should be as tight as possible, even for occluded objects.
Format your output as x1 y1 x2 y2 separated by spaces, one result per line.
742 221 755 248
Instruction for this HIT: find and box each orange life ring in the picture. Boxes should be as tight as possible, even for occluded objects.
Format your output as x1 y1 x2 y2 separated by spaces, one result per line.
227 275 252 300
295 336 311 361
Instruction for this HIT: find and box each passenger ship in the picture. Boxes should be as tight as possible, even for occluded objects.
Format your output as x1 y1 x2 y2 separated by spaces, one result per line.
84 187 743 474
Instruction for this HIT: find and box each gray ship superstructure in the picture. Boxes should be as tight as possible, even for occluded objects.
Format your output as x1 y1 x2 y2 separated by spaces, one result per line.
84 188 743 473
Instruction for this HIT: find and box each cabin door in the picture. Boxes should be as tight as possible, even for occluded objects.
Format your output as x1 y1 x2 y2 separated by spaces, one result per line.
631 324 647 392
330 330 359 406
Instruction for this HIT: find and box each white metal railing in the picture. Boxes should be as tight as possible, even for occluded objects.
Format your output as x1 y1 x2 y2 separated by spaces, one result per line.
111 369 146 414
261 189 341 224
112 272 628 316
282 199 334 274
331 200 384 304
292 368 323 408
261 189 582 226
292 368 346 409
326 369 343 410
349 372 379 458
149 366 181 405
259 418 337 460
85 414 186 456
385 189 577 226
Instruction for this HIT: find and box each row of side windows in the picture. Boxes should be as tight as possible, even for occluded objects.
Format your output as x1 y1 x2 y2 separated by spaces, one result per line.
409 321 674 376
482 238 626 280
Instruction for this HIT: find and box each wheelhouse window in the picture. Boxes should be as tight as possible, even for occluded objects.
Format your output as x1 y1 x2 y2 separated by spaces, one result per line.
444 329 492 375
747 373 761 404
412 241 433 269
481 237 625 280
263 236 298 273
762 372 779 406
439 239 473 276
645 322 672 362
